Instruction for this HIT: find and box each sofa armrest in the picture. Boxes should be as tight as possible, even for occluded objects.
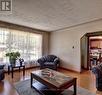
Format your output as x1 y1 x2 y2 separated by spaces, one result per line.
0 69 5 80
37 58 45 65
54 58 59 65
92 67 102 78
0 65 5 69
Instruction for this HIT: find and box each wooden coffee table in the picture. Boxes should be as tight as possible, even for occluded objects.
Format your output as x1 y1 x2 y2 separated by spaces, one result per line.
8 64 25 78
31 68 77 95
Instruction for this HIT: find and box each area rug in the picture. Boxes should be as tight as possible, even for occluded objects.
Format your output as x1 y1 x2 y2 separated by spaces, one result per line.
14 79 95 95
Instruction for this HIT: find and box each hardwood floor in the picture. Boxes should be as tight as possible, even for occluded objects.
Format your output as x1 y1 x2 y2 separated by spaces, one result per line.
1 68 102 95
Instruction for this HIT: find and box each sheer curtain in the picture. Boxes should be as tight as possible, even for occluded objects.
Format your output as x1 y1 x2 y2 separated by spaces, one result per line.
0 27 42 65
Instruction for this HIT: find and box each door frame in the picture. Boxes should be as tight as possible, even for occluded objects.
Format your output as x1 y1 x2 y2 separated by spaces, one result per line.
80 34 89 71
81 31 102 72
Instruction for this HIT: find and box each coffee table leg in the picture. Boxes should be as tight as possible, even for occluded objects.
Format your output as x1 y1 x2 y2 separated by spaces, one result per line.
73 79 77 95
23 66 25 76
11 67 13 78
31 73 33 88
8 66 10 75
19 67 20 72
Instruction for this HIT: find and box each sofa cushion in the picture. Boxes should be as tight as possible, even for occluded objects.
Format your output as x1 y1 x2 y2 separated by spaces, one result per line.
44 62 55 65
44 55 54 62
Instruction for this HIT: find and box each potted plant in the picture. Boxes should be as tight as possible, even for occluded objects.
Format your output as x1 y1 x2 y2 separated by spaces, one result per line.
6 52 20 65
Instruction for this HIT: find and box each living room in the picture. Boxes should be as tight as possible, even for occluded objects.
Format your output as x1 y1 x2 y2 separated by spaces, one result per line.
0 0 102 95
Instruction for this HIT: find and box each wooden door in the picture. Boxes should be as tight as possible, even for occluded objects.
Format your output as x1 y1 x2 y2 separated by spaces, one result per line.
80 34 89 70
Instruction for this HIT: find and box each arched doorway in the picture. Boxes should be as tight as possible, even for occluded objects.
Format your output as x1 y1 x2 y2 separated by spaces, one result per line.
80 31 102 72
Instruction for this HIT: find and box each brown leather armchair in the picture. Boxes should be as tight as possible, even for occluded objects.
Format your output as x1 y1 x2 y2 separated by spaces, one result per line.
37 55 60 70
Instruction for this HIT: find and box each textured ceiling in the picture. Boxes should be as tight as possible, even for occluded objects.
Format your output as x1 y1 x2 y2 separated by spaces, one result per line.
0 0 102 31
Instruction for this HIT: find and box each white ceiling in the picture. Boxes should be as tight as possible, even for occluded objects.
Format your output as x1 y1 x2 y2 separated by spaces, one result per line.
0 0 102 32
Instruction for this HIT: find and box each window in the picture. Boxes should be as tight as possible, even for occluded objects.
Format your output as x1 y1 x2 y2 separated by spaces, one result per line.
0 27 42 64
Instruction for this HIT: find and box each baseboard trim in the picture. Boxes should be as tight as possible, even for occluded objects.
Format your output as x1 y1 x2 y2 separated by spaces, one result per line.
59 67 81 73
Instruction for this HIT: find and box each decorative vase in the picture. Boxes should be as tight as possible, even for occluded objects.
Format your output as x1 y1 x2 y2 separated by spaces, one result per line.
9 58 16 66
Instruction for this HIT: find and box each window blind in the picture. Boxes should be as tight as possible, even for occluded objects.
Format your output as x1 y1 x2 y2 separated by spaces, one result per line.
0 27 42 64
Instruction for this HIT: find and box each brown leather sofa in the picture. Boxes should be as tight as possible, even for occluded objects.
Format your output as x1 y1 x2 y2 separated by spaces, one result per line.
0 65 5 81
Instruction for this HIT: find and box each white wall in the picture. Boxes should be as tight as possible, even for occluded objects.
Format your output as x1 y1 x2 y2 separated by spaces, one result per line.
50 19 102 72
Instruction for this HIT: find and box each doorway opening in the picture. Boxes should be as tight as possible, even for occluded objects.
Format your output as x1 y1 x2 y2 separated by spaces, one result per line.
89 36 102 69
80 31 102 72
